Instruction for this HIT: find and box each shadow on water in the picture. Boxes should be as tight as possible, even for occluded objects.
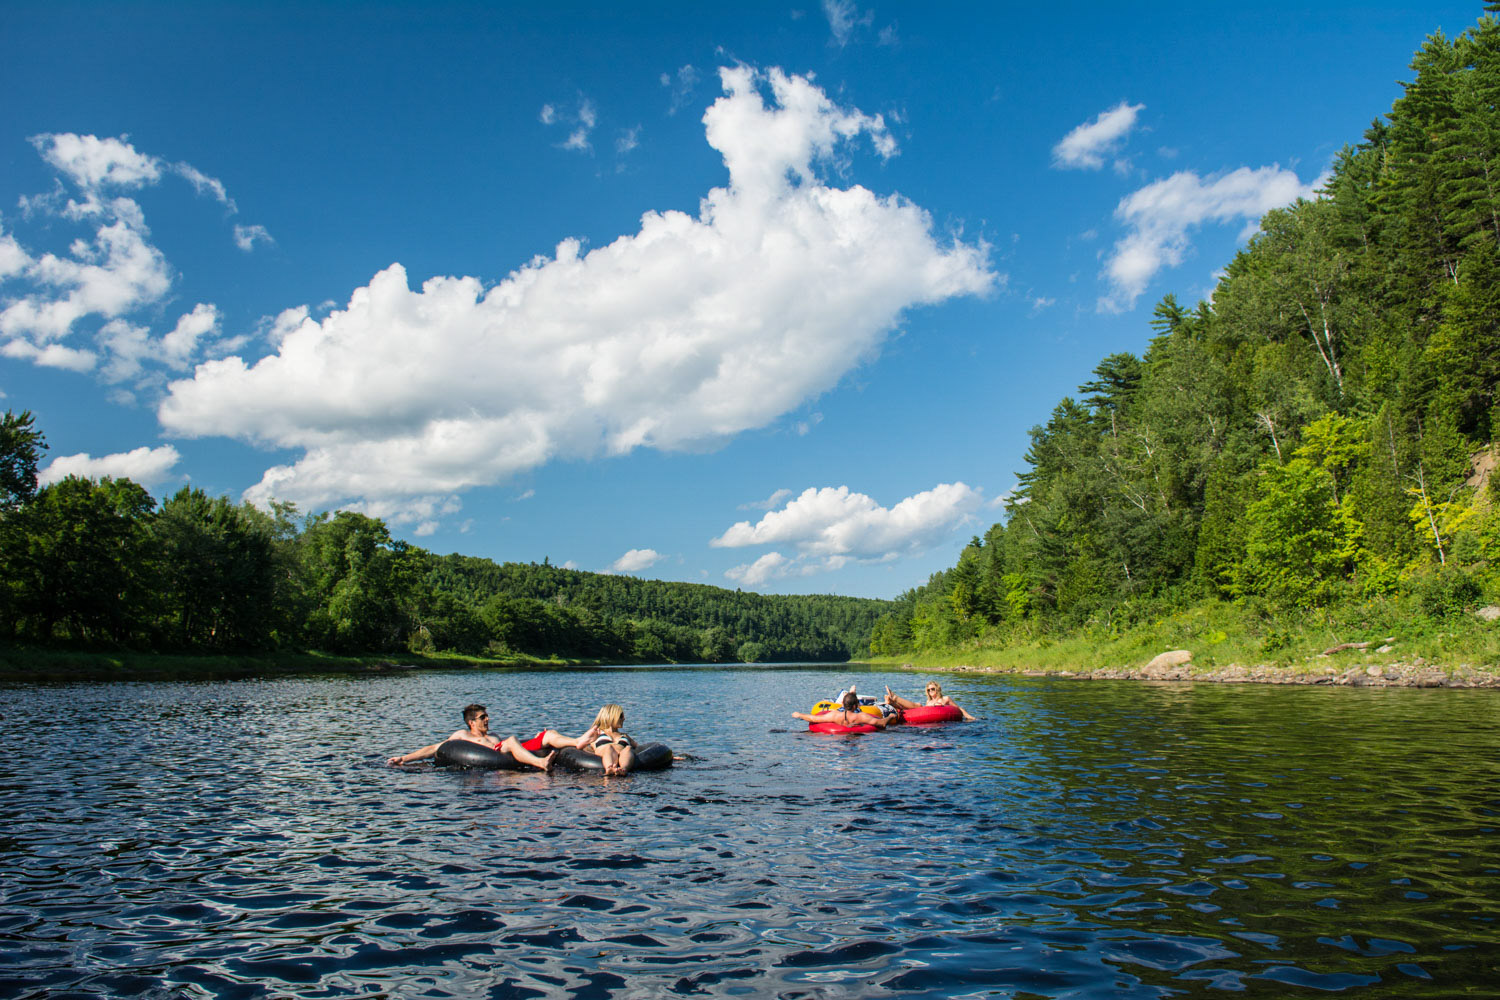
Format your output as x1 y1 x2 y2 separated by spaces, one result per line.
1 667 1497 997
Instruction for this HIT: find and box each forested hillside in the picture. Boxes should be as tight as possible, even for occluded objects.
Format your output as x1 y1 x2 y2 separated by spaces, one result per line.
429 555 884 661
871 9 1500 658
0 412 890 663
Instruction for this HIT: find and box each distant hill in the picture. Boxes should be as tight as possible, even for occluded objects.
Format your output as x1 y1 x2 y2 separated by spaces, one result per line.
429 553 895 662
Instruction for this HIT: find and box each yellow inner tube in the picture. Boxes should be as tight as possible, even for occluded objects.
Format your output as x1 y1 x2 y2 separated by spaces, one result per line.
810 700 882 717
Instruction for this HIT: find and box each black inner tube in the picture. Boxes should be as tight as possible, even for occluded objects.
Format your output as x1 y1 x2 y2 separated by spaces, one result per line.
433 739 674 772
554 743 673 773
433 739 528 770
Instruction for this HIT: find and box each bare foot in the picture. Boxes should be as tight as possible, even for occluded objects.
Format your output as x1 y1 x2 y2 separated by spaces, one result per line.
885 685 895 703
539 751 556 772
579 725 600 747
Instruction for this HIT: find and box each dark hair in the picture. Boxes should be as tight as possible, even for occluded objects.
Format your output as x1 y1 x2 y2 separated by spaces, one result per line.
840 691 860 712
463 704 487 724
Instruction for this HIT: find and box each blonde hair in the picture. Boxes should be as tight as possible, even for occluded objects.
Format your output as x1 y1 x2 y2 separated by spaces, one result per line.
594 703 625 731
926 682 944 699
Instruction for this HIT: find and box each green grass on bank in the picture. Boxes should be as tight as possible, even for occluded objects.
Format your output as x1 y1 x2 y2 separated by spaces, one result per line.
0 645 612 683
10 592 1500 683
867 596 1500 677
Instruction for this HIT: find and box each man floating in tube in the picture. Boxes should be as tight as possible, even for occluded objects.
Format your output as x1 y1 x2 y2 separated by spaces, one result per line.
387 703 598 769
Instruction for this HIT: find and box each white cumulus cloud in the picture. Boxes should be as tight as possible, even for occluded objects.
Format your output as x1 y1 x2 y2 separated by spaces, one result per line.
1 133 251 384
1 338 96 371
159 66 995 527
610 548 663 574
725 551 791 587
32 133 162 192
38 443 181 487
1100 165 1324 313
1052 102 1144 171
714 481 983 585
0 222 32 279
0 213 171 343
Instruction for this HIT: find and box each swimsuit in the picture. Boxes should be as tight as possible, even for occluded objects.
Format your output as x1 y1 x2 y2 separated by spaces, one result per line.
593 733 634 750
519 731 548 753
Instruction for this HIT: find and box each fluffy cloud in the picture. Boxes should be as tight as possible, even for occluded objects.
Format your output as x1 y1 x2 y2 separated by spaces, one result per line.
725 551 790 587
714 482 982 585
1053 102 1144 171
610 548 663 574
1099 165 1322 312
159 304 221 368
1 338 96 371
28 132 240 216
38 443 181 487
261 305 311 347
32 133 162 192
0 214 171 343
1 134 260 383
0 224 31 280
160 67 995 524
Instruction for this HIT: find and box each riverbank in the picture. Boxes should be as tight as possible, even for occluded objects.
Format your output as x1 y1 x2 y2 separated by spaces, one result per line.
872 598 1500 688
0 646 616 682
912 658 1500 688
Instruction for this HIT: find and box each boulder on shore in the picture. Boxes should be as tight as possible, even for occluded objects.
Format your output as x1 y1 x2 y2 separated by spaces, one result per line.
1145 649 1193 672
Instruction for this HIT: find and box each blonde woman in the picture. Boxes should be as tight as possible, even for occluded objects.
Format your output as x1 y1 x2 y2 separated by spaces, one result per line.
885 681 977 721
585 704 637 775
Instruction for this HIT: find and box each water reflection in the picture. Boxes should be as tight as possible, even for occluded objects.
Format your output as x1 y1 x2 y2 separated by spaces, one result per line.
0 669 1496 997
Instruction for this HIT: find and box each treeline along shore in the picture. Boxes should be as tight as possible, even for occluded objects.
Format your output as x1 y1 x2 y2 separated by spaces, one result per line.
0 409 894 679
868 7 1500 682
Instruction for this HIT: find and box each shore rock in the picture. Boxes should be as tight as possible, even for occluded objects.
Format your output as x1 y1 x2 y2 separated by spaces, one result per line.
1477 606 1500 622
1145 650 1193 672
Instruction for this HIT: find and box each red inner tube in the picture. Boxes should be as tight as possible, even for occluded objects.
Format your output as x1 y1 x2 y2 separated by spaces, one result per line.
807 721 879 734
897 705 963 724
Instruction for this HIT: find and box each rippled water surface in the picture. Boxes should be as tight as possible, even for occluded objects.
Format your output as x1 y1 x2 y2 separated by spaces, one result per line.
3 666 1499 998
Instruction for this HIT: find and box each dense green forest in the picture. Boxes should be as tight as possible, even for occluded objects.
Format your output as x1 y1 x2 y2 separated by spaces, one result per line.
869 9 1500 660
0 411 891 663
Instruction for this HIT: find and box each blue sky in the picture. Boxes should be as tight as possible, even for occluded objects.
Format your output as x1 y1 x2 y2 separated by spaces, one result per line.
0 1 1482 598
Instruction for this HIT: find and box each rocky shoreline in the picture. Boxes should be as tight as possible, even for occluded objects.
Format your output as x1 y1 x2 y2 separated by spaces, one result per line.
937 658 1500 688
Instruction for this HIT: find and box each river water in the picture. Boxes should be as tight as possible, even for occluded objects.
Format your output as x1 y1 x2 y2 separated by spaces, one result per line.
2 665 1497 998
